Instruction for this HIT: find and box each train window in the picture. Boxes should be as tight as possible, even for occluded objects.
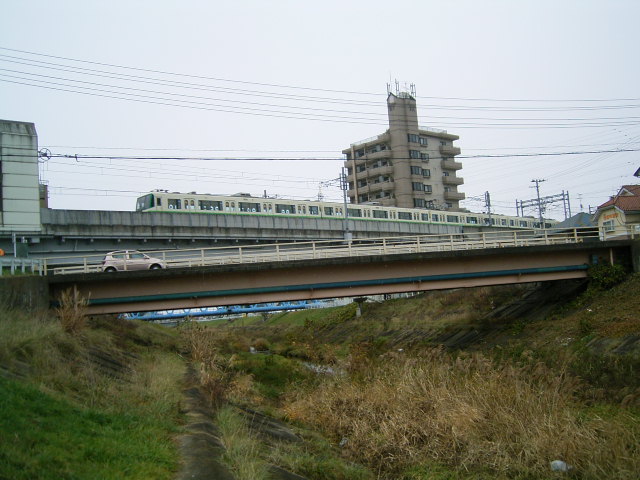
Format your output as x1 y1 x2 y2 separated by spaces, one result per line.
136 194 155 211
432 214 440 222
301 205 306 214
398 212 412 220
157 197 161 207
501 219 507 226
372 210 387 219
446 215 459 223
347 208 362 217
324 207 333 216
168 198 182 210
337 207 343 215
510 220 515 226
276 204 296 214
225 201 230 211
309 206 319 215
467 217 478 224
519 221 528 227
199 200 222 211
239 202 261 212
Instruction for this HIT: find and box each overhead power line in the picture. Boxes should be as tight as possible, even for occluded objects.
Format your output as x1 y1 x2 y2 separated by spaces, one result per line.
4 46 640 103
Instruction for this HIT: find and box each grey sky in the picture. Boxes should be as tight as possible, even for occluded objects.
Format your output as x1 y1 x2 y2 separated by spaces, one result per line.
1 0 639 219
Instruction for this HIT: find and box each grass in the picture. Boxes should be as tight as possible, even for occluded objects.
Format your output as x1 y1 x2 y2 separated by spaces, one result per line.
0 306 185 479
0 376 177 480
283 349 640 479
216 405 270 480
183 278 640 479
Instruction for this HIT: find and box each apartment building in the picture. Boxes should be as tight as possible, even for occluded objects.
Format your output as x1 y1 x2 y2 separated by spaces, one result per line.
343 90 464 211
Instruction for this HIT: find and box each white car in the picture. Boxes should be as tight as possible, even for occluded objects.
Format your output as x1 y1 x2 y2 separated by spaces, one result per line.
101 250 166 272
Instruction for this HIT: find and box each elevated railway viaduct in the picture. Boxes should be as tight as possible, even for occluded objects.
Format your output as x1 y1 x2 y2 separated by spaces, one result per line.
3 207 468 256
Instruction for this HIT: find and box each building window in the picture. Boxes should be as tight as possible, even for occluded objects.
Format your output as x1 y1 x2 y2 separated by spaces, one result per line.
346 167 353 175
603 220 615 232
410 166 422 175
423 168 431 177
407 134 420 143
358 194 369 203
426 201 434 209
412 182 424 191
356 149 365 158
445 202 453 208
424 184 432 193
357 179 367 187
419 136 428 146
413 198 425 208
356 165 366 173
443 171 450 177
420 152 429 161
409 150 421 159
444 186 451 192
440 140 447 146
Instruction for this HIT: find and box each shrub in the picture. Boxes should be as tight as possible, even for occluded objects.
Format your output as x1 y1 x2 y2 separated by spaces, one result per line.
588 264 627 290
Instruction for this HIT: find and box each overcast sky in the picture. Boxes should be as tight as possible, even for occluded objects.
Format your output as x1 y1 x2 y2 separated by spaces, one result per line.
2 0 639 219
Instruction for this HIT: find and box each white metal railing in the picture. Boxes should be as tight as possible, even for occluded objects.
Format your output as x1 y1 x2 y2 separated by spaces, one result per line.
0 257 44 276
36 226 626 276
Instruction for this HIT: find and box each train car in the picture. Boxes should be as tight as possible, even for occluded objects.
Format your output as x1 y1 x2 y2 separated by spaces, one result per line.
135 191 557 229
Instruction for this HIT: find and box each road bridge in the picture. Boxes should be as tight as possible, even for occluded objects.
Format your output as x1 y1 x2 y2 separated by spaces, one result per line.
47 230 639 315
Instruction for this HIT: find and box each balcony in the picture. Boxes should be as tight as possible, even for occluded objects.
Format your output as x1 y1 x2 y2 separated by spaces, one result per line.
444 191 466 201
442 176 464 186
439 145 461 156
441 158 462 170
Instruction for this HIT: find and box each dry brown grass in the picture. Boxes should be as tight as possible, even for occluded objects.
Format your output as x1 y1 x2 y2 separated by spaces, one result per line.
283 348 640 479
180 323 253 407
55 286 89 335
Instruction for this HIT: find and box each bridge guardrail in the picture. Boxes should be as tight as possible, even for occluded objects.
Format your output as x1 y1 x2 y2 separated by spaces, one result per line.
37 226 618 276
0 257 44 276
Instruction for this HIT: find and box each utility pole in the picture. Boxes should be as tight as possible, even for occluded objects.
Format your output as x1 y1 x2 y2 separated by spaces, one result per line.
531 179 545 224
484 191 492 225
340 168 352 242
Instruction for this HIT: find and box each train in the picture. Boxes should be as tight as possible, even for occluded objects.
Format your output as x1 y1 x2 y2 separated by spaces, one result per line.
136 190 558 229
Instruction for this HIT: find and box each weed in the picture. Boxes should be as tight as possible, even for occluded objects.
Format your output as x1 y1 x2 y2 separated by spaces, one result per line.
55 286 89 335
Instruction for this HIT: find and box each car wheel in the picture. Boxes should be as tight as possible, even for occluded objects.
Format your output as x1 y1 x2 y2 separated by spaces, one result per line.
150 264 162 270
104 267 117 273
